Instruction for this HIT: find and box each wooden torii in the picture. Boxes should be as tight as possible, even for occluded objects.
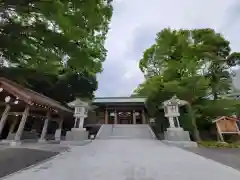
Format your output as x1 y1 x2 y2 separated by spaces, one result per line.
212 116 240 142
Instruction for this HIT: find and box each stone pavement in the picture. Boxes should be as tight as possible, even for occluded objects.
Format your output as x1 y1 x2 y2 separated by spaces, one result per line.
3 139 240 180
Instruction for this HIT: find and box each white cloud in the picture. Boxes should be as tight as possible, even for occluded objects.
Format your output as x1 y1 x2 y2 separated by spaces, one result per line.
96 0 240 97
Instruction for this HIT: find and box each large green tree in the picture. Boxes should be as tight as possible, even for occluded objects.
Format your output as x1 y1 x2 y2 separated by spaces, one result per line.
135 28 240 141
0 0 113 73
139 28 240 99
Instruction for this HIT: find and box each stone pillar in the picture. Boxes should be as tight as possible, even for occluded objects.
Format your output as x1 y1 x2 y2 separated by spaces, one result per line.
78 116 84 128
14 105 30 141
114 110 117 124
141 109 146 124
74 117 78 128
39 112 50 141
0 104 11 136
133 110 136 124
105 109 108 124
168 117 175 128
176 117 180 127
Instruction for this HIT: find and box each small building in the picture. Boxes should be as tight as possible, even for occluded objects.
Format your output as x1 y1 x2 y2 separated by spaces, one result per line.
87 97 148 125
0 77 73 143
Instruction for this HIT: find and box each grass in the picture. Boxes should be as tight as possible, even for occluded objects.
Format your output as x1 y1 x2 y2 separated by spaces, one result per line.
198 141 240 148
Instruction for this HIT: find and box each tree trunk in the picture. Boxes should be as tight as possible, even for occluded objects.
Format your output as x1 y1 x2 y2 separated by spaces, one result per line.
186 103 201 142
213 91 218 100
191 116 201 142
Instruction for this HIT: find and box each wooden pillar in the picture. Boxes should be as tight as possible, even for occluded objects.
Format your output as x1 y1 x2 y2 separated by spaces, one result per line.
58 118 63 129
8 117 18 135
0 104 11 136
114 109 117 124
55 116 63 141
39 111 50 141
14 105 30 141
133 110 136 124
141 109 146 124
216 122 224 142
105 109 108 124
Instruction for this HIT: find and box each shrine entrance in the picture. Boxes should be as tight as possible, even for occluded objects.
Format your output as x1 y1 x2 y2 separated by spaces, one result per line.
91 97 148 124
118 111 132 124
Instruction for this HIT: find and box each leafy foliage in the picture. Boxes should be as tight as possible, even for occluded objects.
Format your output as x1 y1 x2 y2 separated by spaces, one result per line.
135 28 240 141
0 67 97 104
0 0 113 73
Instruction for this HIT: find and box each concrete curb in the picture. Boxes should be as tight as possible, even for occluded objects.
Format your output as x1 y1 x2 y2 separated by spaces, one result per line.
60 140 92 146
147 125 157 139
161 140 198 148
95 125 103 139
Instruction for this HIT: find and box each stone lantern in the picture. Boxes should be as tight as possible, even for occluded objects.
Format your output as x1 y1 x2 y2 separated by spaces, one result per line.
65 98 90 141
71 100 89 129
162 96 197 147
163 95 181 129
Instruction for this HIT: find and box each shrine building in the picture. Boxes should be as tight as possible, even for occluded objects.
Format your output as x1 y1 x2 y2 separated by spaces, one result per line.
89 97 148 125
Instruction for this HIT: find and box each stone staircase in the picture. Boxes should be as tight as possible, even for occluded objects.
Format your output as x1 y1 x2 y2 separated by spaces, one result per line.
96 124 156 139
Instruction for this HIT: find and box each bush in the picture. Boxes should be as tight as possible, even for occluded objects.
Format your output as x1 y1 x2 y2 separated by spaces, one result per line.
198 141 240 148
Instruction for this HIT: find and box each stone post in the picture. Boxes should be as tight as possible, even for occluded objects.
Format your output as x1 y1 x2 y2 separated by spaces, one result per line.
14 105 30 141
133 110 136 124
105 109 108 124
168 117 175 128
0 104 11 136
74 117 78 128
39 111 50 142
78 116 84 128
176 117 180 127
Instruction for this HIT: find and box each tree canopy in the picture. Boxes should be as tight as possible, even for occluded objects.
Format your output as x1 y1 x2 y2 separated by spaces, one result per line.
0 67 97 104
0 0 113 73
135 28 240 141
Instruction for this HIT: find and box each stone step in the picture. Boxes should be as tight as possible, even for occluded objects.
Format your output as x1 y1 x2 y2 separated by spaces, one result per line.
96 124 156 139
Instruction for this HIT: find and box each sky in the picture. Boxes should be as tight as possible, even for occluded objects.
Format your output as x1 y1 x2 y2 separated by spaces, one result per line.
96 0 240 97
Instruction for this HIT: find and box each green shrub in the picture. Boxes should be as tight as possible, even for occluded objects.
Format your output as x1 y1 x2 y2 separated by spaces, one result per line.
198 141 240 148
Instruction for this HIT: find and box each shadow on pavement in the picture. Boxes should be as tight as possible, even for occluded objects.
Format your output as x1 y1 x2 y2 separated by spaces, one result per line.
0 148 58 178
185 147 240 171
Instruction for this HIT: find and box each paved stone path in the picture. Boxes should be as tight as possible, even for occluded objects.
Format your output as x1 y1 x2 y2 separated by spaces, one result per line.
3 140 240 180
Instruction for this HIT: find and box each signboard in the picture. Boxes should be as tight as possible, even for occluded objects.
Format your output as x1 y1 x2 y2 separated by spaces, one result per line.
216 119 239 133
213 116 240 141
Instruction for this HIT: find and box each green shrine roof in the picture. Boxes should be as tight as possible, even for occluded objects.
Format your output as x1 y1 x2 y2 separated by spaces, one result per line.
93 97 147 104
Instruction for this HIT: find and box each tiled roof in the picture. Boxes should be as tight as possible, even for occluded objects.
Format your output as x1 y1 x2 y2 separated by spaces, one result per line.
93 97 146 103
0 77 72 113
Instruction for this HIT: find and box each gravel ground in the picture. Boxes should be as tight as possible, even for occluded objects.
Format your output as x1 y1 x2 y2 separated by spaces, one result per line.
185 147 240 171
0 148 58 178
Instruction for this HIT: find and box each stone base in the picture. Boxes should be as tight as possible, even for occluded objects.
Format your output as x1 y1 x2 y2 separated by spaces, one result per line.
38 139 46 143
61 140 91 146
163 128 197 147
162 140 198 148
164 128 191 141
10 141 22 147
65 128 89 141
